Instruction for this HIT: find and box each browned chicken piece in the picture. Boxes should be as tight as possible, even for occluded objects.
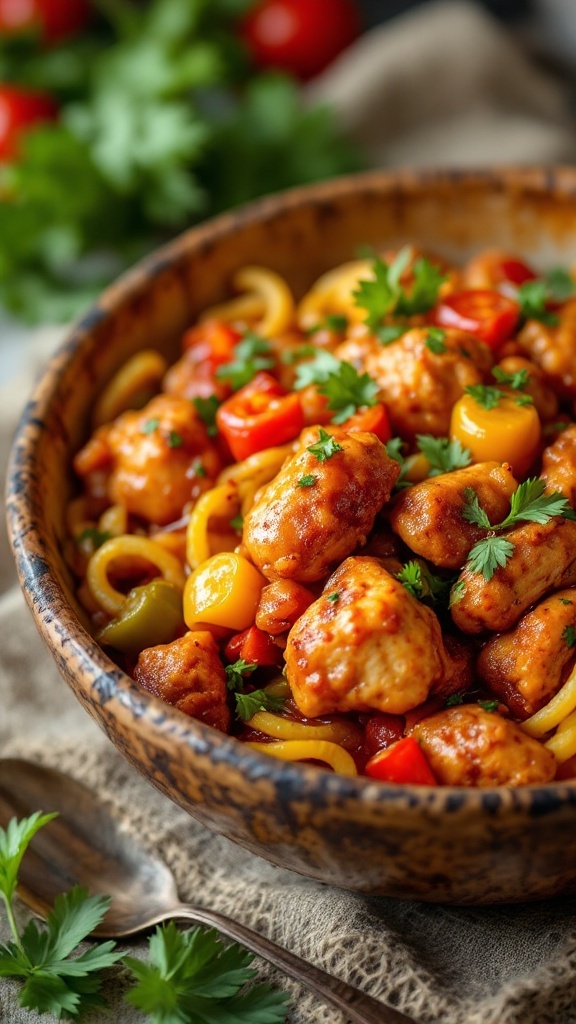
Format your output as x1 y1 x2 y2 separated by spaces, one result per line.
284 556 459 717
102 395 221 526
450 518 576 635
432 634 474 701
243 428 399 583
389 462 518 569
412 705 556 786
476 588 576 719
336 328 493 439
255 580 315 635
134 630 230 732
518 299 576 398
496 355 559 422
541 425 576 506
163 349 231 402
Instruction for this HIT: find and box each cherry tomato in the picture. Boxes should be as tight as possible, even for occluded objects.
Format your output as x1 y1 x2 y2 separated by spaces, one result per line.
450 392 541 477
0 85 57 162
241 0 361 81
216 371 304 461
365 736 437 785
434 290 520 351
340 403 391 443
0 0 90 42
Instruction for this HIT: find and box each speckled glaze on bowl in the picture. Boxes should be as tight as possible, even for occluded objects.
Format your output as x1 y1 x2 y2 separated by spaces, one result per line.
7 167 576 904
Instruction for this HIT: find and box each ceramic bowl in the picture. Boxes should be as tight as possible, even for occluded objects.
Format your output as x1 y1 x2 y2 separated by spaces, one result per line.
7 167 576 904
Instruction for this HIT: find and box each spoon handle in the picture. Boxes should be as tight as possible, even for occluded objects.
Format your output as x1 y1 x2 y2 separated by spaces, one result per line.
164 903 415 1024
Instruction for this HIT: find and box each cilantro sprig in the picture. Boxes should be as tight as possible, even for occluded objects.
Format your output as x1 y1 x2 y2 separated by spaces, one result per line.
225 660 286 722
517 280 559 326
317 362 379 423
216 332 274 391
396 561 453 606
462 478 576 580
306 428 343 462
415 435 472 476
353 248 446 329
193 395 221 437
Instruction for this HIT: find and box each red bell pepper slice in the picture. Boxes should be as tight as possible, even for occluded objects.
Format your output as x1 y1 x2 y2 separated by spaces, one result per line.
224 625 282 667
434 289 519 351
216 371 304 461
365 736 437 785
340 402 391 443
497 258 537 286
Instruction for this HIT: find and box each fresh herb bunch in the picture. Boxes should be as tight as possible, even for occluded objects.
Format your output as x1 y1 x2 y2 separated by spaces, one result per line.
353 248 446 329
0 812 289 1021
0 0 361 322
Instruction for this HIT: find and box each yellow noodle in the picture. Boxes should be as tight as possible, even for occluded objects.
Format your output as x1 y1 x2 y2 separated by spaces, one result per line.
199 292 265 326
186 482 239 570
248 711 359 748
522 664 576 738
545 720 576 762
98 503 128 538
217 445 292 516
86 535 185 616
200 266 294 336
246 740 357 776
93 350 168 427
296 259 374 330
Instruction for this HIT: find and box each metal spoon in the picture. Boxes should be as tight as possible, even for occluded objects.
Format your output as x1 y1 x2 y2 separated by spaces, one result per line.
0 758 415 1024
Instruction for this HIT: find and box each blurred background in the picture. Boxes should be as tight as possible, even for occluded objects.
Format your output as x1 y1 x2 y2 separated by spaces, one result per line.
1 0 576 379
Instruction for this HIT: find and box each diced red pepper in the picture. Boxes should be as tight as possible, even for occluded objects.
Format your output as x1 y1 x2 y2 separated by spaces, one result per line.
365 736 437 785
224 625 283 667
340 403 391 443
216 371 304 461
497 259 537 286
182 319 241 362
434 289 520 351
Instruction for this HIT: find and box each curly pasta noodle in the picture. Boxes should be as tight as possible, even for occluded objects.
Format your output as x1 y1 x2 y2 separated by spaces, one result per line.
93 349 167 428
87 535 186 616
296 259 374 330
186 482 240 570
246 739 357 775
201 266 295 336
217 444 292 516
248 711 361 749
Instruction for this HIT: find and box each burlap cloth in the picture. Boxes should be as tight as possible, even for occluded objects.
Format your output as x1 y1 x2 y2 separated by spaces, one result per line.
3 3 576 1021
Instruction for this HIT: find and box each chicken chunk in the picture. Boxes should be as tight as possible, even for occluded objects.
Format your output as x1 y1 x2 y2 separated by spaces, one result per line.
477 589 576 719
412 705 556 786
450 518 576 634
243 428 399 583
389 462 517 569
104 394 221 526
541 425 576 507
496 356 558 422
518 299 576 398
336 327 492 439
284 556 457 717
134 630 230 731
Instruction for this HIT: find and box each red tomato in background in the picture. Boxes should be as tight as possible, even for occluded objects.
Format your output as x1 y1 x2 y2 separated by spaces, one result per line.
0 85 58 161
241 0 361 80
434 289 520 352
0 0 90 42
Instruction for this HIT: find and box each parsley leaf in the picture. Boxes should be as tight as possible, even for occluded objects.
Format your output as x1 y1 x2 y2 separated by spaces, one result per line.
353 249 445 328
517 280 559 326
491 366 530 391
235 689 286 721
466 536 515 581
396 561 452 606
167 430 183 448
77 527 111 552
230 515 244 532
424 327 447 354
376 324 405 346
193 395 221 437
280 344 318 365
564 625 576 648
352 254 400 329
559 597 573 606
225 659 257 692
465 384 504 411
216 332 274 391
395 257 446 316
327 592 340 603
297 474 317 487
445 692 464 707
478 700 499 712
385 437 411 489
416 435 472 476
293 349 341 389
317 361 379 423
306 428 343 462
124 922 289 1023
461 488 492 529
449 580 466 607
305 314 348 335
142 418 160 435
545 267 576 302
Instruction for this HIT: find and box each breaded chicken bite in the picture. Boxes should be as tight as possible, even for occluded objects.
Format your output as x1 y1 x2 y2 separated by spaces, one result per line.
412 705 556 786
134 630 230 731
104 395 221 526
389 462 518 569
519 299 576 398
336 327 492 439
243 428 399 583
451 518 576 634
284 556 457 717
541 425 576 507
477 588 576 719
496 356 558 423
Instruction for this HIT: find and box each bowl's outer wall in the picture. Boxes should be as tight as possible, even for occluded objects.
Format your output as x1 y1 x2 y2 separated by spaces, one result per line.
7 167 576 903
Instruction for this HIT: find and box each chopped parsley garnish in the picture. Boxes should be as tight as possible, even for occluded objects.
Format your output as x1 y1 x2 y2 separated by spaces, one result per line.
385 436 411 489
353 248 446 328
216 331 274 390
563 625 576 648
280 344 318 365
517 280 559 326
424 327 447 354
225 659 257 692
449 579 467 606
559 597 573 605
478 700 499 712
306 428 343 462
416 435 472 476
142 417 160 434
293 349 341 389
545 267 576 302
492 366 531 391
167 430 183 448
396 560 453 606
465 378 532 410
446 692 464 707
323 313 348 333
230 515 244 532
327 592 340 603
298 474 317 487
462 479 576 580
317 361 379 423
235 688 286 722
77 527 111 550
192 395 220 437
194 462 207 477
465 384 506 411
376 324 405 346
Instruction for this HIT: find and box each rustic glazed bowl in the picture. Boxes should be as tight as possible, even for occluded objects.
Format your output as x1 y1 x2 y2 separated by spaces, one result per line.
7 167 576 904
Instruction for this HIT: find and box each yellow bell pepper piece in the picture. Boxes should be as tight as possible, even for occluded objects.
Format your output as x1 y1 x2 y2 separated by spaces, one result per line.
450 393 540 476
184 552 266 631
98 579 185 657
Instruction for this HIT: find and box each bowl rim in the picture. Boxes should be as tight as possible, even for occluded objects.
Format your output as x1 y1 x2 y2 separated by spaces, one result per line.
8 164 576 817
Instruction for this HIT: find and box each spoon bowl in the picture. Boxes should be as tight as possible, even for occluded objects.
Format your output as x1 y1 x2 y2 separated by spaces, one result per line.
0 758 413 1024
